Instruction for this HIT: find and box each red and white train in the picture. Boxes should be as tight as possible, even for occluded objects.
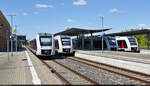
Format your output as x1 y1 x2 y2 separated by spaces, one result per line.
54 35 75 55
115 36 140 52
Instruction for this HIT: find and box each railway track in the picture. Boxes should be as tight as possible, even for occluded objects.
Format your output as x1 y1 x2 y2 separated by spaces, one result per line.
27 47 150 85
39 59 70 85
41 58 98 85
29 48 98 85
27 47 70 85
66 56 150 85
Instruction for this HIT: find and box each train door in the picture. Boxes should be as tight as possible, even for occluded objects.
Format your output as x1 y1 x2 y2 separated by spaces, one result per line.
55 40 59 50
117 40 128 50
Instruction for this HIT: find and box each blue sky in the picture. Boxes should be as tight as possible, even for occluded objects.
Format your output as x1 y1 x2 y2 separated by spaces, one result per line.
1 0 150 39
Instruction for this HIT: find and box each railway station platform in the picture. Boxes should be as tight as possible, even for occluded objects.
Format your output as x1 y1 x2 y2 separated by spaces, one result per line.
0 48 62 85
75 50 150 75
140 49 150 55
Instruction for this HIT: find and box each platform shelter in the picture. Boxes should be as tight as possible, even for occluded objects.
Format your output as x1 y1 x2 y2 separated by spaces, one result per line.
55 27 111 50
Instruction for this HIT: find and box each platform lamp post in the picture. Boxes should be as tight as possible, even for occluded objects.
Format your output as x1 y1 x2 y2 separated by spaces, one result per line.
14 25 17 52
8 14 16 56
101 16 104 53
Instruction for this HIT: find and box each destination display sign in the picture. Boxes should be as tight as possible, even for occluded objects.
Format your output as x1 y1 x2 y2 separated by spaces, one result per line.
62 38 70 41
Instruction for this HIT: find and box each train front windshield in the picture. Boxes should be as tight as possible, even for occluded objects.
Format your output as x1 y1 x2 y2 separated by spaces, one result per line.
40 36 52 46
61 38 71 45
108 37 116 45
128 38 137 45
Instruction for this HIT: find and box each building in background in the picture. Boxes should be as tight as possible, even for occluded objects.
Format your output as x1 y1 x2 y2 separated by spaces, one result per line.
17 35 26 50
0 10 10 52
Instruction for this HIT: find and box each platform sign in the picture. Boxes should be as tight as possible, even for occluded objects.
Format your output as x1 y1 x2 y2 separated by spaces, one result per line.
13 29 17 33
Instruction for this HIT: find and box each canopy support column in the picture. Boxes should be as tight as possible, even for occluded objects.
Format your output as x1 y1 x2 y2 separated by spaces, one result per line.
147 34 150 49
82 34 84 50
90 33 93 50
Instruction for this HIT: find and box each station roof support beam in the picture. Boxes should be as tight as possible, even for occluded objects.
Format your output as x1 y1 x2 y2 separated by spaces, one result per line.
54 27 111 50
54 27 111 36
105 29 150 36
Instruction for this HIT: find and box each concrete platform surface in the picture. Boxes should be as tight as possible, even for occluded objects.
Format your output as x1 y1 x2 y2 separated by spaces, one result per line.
26 48 63 85
75 50 150 75
140 49 150 55
0 51 32 84
0 48 63 85
76 50 150 64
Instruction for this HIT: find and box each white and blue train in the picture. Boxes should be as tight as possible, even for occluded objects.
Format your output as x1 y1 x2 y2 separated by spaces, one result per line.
29 33 55 56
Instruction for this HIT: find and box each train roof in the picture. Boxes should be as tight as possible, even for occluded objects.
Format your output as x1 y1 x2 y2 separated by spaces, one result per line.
38 33 52 36
115 36 136 40
55 35 70 37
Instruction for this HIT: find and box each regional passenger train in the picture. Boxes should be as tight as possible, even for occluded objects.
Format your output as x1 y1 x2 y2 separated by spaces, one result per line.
115 36 140 52
29 33 55 56
54 35 75 55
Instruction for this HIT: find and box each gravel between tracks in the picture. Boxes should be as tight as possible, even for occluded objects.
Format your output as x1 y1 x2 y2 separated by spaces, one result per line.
69 57 150 82
45 60 91 85
55 58 145 85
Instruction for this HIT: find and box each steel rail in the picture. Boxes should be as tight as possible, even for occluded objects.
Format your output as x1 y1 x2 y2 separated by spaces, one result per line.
53 60 99 85
68 56 150 85
40 59 70 85
27 47 70 85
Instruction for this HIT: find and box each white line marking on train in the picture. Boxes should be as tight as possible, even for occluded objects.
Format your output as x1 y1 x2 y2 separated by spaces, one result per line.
25 51 41 85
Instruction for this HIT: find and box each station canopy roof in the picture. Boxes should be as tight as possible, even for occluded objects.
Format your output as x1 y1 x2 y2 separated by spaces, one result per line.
54 27 111 36
105 29 150 36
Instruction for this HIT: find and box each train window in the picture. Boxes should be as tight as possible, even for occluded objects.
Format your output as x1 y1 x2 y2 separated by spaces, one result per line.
61 38 71 45
93 39 107 49
40 36 52 46
108 39 116 45
128 38 137 45
62 41 71 45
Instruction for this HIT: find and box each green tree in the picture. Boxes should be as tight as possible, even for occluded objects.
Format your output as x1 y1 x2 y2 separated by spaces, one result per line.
135 34 147 48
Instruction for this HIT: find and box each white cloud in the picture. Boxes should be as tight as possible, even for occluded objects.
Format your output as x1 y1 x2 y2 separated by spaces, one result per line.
138 24 150 29
138 24 147 27
33 12 39 15
67 18 73 22
22 12 28 16
73 0 87 5
35 4 53 8
109 8 119 13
